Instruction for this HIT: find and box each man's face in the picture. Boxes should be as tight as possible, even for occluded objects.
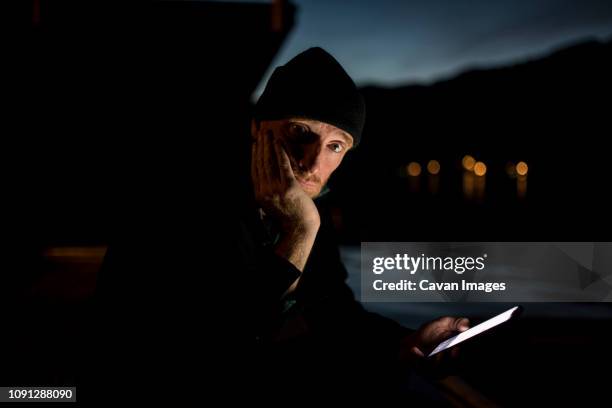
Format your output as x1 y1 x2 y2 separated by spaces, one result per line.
254 118 354 198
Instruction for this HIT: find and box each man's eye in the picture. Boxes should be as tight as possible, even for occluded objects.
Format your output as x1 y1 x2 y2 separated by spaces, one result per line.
329 143 344 153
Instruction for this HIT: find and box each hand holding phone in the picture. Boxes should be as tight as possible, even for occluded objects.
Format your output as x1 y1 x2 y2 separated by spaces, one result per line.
428 306 523 357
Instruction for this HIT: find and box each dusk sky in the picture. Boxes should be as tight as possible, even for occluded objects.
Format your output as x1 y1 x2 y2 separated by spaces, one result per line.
250 0 612 97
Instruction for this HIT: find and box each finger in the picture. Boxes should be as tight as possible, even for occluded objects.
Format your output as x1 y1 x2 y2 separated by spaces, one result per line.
411 346 425 358
262 130 273 184
256 129 267 193
271 137 285 184
273 138 295 184
402 346 426 366
437 316 470 332
257 132 271 195
251 137 260 196
456 317 470 332
275 139 296 183
267 130 284 184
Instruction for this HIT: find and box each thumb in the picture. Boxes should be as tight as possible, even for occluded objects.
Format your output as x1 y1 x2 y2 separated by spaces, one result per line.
411 346 425 358
455 317 470 332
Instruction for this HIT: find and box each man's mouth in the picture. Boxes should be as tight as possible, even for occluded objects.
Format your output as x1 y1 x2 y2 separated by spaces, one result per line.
296 177 318 188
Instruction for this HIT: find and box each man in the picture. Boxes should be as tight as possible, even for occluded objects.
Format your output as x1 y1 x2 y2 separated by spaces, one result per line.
92 47 469 403
242 47 470 398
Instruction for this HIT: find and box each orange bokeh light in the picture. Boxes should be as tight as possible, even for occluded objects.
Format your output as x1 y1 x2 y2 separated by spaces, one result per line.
462 155 476 171
407 162 422 177
427 160 440 175
474 161 487 176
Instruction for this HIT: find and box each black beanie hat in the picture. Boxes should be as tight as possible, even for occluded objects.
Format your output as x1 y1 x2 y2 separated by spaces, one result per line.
254 47 366 146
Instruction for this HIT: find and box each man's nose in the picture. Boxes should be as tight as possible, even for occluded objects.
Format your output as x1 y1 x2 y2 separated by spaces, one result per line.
297 143 323 175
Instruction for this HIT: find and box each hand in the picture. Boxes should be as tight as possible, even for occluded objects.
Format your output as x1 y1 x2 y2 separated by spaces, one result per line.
251 128 321 235
400 316 470 377
251 128 320 275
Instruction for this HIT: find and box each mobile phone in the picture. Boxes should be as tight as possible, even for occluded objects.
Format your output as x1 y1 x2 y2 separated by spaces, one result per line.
428 305 523 357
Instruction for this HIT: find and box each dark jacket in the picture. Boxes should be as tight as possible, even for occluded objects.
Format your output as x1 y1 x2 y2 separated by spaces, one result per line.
87 171 409 402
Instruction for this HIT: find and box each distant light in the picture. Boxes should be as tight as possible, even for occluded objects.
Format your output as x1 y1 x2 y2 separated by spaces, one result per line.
505 162 516 178
462 155 476 171
474 161 487 176
427 160 440 175
516 161 528 176
407 162 422 177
